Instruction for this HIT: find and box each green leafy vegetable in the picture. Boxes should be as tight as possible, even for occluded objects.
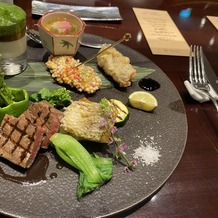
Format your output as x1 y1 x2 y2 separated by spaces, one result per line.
30 87 72 108
50 133 113 200
0 72 29 122
0 73 14 106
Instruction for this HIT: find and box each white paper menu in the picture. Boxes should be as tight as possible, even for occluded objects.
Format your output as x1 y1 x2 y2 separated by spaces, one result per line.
207 16 218 30
133 8 190 56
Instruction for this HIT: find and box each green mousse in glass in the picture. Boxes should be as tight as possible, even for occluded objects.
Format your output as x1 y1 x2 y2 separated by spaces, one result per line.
0 2 26 42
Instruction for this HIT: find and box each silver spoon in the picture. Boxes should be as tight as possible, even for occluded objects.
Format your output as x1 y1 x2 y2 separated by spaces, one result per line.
26 28 105 49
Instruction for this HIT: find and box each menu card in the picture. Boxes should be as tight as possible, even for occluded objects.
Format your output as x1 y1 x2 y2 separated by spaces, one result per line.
133 8 190 56
207 16 218 30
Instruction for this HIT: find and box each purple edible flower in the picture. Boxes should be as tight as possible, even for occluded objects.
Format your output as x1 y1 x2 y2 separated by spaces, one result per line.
123 166 130 173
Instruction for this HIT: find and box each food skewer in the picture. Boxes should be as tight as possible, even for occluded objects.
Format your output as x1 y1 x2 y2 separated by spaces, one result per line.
77 33 132 67
45 33 133 94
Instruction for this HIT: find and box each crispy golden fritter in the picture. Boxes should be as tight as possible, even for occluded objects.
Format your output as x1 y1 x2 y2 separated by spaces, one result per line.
97 44 136 87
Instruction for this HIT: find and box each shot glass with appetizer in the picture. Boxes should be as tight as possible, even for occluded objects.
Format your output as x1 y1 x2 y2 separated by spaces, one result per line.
37 10 86 56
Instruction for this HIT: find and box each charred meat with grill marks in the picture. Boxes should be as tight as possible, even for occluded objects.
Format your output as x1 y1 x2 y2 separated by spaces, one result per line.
0 114 44 168
0 101 63 168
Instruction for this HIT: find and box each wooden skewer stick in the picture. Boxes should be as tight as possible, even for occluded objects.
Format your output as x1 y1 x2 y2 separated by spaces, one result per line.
77 33 132 67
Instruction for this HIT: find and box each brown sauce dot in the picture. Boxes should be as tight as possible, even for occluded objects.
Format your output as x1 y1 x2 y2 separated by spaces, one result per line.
56 163 64 169
50 173 57 179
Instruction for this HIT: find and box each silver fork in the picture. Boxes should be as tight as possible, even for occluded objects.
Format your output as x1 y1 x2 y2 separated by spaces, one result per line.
189 45 218 112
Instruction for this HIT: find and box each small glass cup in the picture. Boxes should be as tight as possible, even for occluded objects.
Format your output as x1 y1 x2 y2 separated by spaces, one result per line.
0 2 27 76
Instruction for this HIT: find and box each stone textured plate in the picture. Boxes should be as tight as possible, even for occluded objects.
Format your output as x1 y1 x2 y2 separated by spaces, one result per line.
0 34 187 218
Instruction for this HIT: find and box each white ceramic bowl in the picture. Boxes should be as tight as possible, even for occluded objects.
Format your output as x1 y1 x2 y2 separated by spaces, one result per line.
37 11 86 56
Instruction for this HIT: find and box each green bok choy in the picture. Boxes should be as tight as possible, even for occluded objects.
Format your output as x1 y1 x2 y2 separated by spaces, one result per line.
50 133 113 199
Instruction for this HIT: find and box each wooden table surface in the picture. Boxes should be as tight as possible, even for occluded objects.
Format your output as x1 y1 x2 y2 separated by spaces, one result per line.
10 0 218 217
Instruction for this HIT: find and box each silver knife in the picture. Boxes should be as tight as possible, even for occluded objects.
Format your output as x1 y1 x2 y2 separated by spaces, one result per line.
31 0 123 21
203 52 218 94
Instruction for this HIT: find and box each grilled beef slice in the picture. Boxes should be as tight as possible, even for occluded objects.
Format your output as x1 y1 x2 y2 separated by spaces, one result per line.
0 101 63 168
27 101 63 149
0 114 44 168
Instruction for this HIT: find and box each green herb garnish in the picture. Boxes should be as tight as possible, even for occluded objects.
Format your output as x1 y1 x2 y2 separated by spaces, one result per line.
30 87 72 108
100 98 137 172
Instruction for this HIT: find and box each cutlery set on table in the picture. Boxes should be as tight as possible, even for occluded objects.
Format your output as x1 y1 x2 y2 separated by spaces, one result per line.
184 45 218 112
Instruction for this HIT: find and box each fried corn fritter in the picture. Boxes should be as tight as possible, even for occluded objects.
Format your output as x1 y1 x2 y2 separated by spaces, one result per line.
46 55 102 94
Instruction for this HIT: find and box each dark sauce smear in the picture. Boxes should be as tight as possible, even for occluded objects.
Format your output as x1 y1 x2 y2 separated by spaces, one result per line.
138 78 160 91
0 154 49 184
